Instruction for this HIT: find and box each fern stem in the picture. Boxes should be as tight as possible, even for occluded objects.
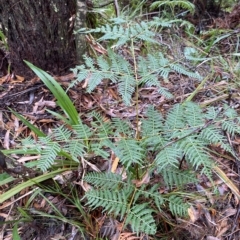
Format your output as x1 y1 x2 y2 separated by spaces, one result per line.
130 39 140 140
121 187 137 233
130 39 141 179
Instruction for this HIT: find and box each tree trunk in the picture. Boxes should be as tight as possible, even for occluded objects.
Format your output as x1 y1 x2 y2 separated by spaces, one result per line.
0 0 86 78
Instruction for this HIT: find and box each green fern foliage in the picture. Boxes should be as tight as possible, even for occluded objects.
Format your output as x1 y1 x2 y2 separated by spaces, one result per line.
83 172 124 188
183 101 205 126
168 195 189 216
162 168 198 188
37 137 61 171
114 139 145 168
125 204 156 235
71 17 202 105
155 145 182 169
150 0 195 14
222 119 240 136
71 48 202 105
83 171 189 234
85 188 129 218
178 137 212 170
78 19 158 46
21 101 240 234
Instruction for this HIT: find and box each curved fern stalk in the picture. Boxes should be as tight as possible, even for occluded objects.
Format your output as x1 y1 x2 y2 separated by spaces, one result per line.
150 0 195 14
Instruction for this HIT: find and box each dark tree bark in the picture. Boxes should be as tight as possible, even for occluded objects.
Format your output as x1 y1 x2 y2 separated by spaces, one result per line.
0 0 85 78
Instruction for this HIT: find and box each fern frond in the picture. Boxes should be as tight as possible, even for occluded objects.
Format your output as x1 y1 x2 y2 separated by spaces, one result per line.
178 136 212 169
200 126 234 154
22 137 41 152
223 106 238 118
138 53 170 81
90 111 113 138
142 135 165 151
130 22 158 44
161 168 198 188
97 55 111 72
85 188 130 218
73 122 93 140
63 140 86 162
108 50 133 77
114 139 145 168
222 120 240 136
205 106 219 120
150 17 192 28
91 141 110 159
168 195 189 216
157 87 174 98
155 145 182 170
125 204 156 235
118 75 136 105
142 106 163 137
38 141 61 171
183 102 204 127
150 0 195 14
170 63 202 80
165 104 185 130
84 172 124 188
87 72 109 92
52 125 72 141
112 118 133 137
97 21 158 46
134 185 164 211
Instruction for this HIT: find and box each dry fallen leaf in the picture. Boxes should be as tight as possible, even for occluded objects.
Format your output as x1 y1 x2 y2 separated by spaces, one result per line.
132 172 150 187
111 157 120 173
188 206 199 223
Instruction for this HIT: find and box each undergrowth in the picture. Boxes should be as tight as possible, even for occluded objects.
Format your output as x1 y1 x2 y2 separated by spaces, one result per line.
2 2 240 238
20 16 240 235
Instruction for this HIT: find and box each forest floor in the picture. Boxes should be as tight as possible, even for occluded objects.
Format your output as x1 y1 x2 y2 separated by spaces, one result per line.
0 3 240 240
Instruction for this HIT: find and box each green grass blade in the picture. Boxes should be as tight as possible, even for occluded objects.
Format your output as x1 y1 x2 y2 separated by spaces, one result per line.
24 61 79 125
0 168 68 204
10 108 46 137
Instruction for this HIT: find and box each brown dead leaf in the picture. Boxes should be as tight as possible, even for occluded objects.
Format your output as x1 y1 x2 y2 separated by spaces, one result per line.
188 206 199 223
82 72 91 88
3 129 10 149
213 165 240 204
108 88 119 100
86 34 107 54
216 226 230 238
77 181 92 192
196 184 214 204
12 75 24 83
132 172 150 187
18 155 40 163
119 232 141 240
111 157 120 173
223 207 237 218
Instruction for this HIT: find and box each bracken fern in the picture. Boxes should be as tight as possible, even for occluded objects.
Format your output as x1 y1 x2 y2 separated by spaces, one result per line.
20 15 240 236
21 102 239 234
